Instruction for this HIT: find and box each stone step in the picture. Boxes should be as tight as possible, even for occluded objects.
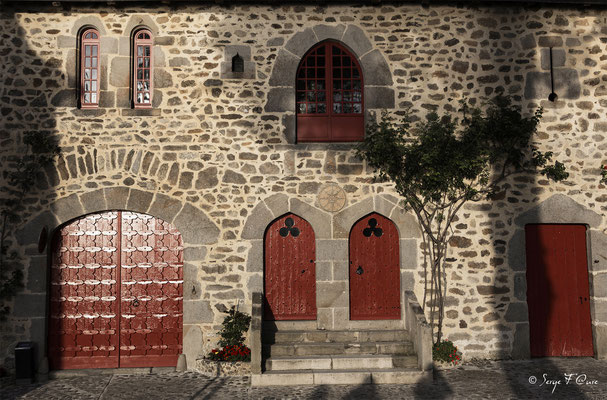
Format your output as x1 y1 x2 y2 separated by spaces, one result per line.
251 368 430 386
263 341 415 358
265 354 418 371
262 329 411 345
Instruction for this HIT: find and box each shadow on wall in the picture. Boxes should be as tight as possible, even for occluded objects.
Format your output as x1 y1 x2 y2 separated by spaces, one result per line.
0 7 61 372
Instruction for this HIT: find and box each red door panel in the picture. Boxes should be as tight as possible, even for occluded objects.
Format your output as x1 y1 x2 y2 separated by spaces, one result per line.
49 211 183 370
350 213 401 320
525 224 593 357
264 214 316 320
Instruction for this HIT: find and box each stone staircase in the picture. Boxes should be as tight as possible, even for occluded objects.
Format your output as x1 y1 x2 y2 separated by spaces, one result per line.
251 327 429 386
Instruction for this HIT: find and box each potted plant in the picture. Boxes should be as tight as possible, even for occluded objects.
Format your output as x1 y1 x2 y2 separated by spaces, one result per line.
196 306 252 377
433 339 462 369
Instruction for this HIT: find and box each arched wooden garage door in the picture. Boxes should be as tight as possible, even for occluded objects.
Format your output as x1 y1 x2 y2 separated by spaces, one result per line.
264 214 317 320
48 211 183 370
349 213 400 320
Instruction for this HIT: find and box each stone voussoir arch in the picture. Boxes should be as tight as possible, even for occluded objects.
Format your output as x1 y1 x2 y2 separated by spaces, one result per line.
264 24 395 143
16 187 220 248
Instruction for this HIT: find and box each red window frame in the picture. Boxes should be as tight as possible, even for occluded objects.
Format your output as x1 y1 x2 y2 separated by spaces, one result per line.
296 41 364 142
133 29 153 109
80 29 100 108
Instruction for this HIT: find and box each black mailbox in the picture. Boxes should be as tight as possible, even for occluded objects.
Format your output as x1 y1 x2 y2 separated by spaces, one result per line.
14 341 36 382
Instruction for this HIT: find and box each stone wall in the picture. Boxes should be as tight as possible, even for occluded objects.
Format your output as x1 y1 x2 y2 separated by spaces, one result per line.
1 2 607 369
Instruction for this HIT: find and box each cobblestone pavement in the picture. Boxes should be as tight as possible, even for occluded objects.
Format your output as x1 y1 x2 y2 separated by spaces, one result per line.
2 358 606 399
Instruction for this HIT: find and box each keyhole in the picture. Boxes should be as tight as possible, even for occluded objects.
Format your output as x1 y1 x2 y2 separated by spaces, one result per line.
356 266 363 275
133 298 140 307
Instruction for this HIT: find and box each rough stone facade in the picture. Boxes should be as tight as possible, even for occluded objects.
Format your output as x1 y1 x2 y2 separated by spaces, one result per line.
1 1 607 372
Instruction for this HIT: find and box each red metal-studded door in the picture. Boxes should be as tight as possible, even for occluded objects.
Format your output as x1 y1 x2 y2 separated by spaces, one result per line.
49 212 120 369
525 224 593 357
119 212 183 367
48 211 183 370
264 214 316 320
350 213 400 320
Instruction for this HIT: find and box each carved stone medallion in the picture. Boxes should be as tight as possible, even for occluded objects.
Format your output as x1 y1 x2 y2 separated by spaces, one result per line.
317 184 347 213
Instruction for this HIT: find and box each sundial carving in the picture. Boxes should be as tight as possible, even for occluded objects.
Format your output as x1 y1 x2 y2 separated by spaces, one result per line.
317 184 347 213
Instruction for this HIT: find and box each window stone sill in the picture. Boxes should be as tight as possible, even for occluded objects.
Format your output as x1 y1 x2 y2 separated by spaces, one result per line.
121 108 161 116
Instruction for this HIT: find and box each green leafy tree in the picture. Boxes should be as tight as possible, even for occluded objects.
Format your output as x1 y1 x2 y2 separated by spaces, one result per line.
0 130 60 320
356 96 568 342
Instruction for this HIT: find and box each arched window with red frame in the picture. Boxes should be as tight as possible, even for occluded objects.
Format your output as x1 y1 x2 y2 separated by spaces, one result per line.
133 29 153 108
80 28 100 108
296 41 364 142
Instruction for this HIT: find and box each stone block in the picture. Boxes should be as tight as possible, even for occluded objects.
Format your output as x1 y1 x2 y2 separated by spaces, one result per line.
504 302 528 322
66 49 77 88
184 246 207 262
515 194 602 228
316 262 332 281
247 274 263 293
317 240 348 261
333 262 348 281
50 194 84 224
13 293 46 318
264 193 289 219
126 189 153 213
360 50 392 86
290 198 332 239
524 70 580 100
538 36 563 48
540 48 566 70
390 208 420 239
80 189 107 214
365 86 395 109
27 256 48 293
98 91 115 108
593 325 607 360
508 229 526 272
511 323 530 359
104 187 130 210
264 87 294 112
154 47 165 68
173 203 220 245
110 57 130 88
183 300 213 324
154 68 173 88
50 89 77 107
592 300 607 322
333 197 374 238
313 24 346 42
285 28 317 58
520 33 536 50
317 308 333 330
15 211 59 246
283 114 296 144
246 241 263 272
401 271 414 291
70 16 107 35
100 37 118 54
268 50 300 87
374 196 396 219
183 325 203 369
591 274 607 297
400 239 417 269
119 37 130 56
149 193 183 224
57 36 76 49
317 281 347 308
116 88 130 108
242 203 273 240
30 317 47 363
513 273 527 300
590 230 607 272
342 25 373 57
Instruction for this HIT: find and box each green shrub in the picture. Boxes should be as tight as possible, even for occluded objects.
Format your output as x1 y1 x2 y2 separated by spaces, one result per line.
207 306 252 362
433 339 461 365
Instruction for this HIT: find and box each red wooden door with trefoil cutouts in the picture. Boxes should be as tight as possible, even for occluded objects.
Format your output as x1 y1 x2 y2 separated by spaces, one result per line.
349 213 400 320
48 211 183 370
264 214 316 320
525 224 594 357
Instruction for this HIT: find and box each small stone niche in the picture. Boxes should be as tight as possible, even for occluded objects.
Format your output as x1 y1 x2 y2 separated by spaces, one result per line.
220 45 255 79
